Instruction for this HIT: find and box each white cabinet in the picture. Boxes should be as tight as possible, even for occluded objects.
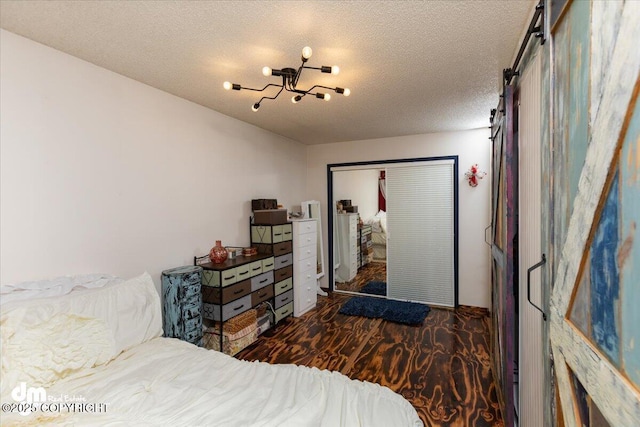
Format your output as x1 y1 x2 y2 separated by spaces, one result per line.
336 213 358 282
292 219 318 317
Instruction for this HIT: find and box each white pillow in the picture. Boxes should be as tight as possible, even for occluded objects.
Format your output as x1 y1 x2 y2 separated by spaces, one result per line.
0 274 123 306
376 210 387 233
0 273 162 397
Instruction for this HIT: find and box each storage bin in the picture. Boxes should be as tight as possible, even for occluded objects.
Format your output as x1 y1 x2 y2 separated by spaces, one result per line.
254 209 288 224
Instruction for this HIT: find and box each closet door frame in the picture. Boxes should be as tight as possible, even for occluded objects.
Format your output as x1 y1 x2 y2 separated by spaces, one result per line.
327 155 459 305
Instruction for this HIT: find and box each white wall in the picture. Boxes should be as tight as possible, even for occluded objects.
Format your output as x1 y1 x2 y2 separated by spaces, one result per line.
0 30 307 292
332 169 380 220
307 129 492 308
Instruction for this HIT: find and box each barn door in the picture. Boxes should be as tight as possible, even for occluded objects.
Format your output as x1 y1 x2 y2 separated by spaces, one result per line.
490 85 517 427
549 1 640 425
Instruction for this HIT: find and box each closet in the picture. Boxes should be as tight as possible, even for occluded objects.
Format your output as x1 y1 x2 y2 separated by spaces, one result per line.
329 157 458 306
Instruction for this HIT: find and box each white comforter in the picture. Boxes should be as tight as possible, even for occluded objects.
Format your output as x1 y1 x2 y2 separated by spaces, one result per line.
5 337 422 426
1 273 421 426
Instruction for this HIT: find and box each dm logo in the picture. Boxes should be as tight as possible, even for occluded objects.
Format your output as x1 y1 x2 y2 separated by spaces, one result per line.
11 382 46 403
11 382 46 415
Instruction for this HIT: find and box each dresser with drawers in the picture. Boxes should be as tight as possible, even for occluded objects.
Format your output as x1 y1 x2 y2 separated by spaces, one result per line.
336 213 359 282
292 219 318 317
198 253 275 352
251 222 294 322
358 224 373 269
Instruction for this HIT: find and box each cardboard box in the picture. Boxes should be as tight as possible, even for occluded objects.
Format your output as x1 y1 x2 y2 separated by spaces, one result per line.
254 209 288 224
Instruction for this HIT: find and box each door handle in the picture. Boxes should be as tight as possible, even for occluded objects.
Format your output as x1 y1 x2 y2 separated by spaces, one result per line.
527 254 547 321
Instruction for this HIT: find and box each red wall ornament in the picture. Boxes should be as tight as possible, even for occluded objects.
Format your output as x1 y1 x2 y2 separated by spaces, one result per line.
464 164 487 187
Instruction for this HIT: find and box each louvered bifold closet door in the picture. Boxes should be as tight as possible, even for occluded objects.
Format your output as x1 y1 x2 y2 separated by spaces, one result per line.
386 161 455 306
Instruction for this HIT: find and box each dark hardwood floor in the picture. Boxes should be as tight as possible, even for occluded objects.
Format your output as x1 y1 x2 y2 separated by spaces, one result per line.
236 266 503 426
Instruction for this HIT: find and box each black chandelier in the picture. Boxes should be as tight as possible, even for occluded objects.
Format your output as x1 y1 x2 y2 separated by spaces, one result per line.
223 46 350 111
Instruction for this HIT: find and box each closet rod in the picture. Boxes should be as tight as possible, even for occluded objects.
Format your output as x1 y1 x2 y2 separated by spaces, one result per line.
503 0 545 85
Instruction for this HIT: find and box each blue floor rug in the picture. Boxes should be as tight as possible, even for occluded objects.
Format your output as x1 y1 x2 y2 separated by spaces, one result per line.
339 296 430 325
360 281 386 296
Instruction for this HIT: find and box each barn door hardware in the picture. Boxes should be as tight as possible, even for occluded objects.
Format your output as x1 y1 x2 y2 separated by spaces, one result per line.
527 254 547 321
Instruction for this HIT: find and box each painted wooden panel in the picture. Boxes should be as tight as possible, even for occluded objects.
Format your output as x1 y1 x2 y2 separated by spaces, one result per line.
620 95 640 388
568 268 590 337
589 171 620 364
567 0 591 207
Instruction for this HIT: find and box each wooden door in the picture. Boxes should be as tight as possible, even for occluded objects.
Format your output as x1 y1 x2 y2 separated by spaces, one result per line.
490 85 517 427
549 0 640 425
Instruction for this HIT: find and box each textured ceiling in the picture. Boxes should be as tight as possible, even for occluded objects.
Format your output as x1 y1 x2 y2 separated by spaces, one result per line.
0 1 534 144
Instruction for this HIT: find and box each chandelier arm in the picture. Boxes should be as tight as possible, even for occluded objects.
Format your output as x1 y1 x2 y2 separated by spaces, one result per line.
305 84 338 93
292 63 305 89
256 85 285 104
241 83 283 92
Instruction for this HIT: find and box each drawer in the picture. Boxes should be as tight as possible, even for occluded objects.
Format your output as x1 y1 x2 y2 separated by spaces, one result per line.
295 220 316 234
274 277 293 295
275 302 293 323
251 271 274 292
251 284 274 306
254 241 292 256
249 260 263 277
203 294 252 322
271 225 283 243
294 277 316 317
182 301 201 321
274 265 293 282
201 268 238 287
181 282 201 301
202 279 251 305
273 241 293 256
296 263 316 284
275 253 293 269
262 257 275 272
296 243 317 262
236 264 252 281
282 224 293 241
275 289 293 309
220 268 238 287
295 232 317 248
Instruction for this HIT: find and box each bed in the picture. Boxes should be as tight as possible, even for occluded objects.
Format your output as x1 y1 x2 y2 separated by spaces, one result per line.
0 272 422 426
366 210 387 261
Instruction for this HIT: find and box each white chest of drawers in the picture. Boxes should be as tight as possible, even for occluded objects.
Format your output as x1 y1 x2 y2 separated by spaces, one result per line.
336 213 358 282
292 219 318 317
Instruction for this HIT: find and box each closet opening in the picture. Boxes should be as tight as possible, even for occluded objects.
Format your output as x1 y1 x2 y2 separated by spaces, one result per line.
327 156 459 307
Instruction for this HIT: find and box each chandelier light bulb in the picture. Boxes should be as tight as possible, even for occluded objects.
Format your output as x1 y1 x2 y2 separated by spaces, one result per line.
343 88 351 96
223 81 232 90
291 95 301 104
324 93 331 101
301 46 313 60
252 103 260 112
331 65 340 75
262 66 272 77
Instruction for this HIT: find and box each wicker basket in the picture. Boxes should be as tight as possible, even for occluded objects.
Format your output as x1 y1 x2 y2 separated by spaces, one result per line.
223 308 257 334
